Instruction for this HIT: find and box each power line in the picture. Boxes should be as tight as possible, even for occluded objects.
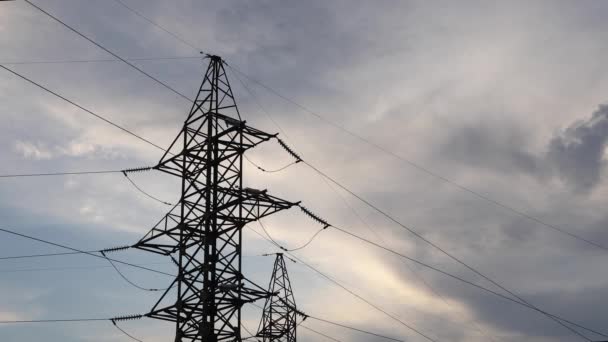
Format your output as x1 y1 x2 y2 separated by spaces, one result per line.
234 69 495 341
308 316 405 342
243 154 299 173
249 223 606 339
302 160 592 341
25 0 605 256
0 65 167 152
111 319 145 342
234 70 499 340
257 220 324 252
0 170 122 178
0 250 90 260
112 0 201 52
104 0 604 268
286 249 439 342
0 262 170 274
299 324 344 342
0 56 201 65
246 226 439 342
329 225 604 339
100 251 169 292
235 68 497 342
8 3 597 338
227 65 608 253
0 227 173 277
0 318 108 324
250 300 396 342
22 0 193 102
122 172 172 206
234 70 499 339
320 175 499 342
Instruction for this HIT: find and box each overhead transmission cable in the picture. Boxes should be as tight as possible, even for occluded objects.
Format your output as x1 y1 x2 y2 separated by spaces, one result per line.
329 225 604 339
233 67 503 341
0 318 108 324
0 227 176 291
197 67 588 340
112 0 200 52
233 68 502 341
301 160 591 341
0 314 147 342
111 319 146 342
22 0 193 103
257 219 324 252
0 227 173 277
122 171 172 206
100 251 169 292
0 262 171 274
0 170 123 178
308 316 405 342
74 0 606 255
324 179 499 342
227 65 608 253
299 324 344 342
249 301 401 342
2 42 587 340
0 56 201 65
247 224 606 340
246 226 439 342
11 2 597 339
0 65 167 153
0 250 92 260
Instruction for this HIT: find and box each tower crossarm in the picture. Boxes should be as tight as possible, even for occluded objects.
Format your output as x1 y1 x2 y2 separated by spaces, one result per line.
133 188 298 256
154 114 277 179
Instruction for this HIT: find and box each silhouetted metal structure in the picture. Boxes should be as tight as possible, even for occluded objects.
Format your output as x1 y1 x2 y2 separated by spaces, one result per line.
134 55 296 342
257 253 301 342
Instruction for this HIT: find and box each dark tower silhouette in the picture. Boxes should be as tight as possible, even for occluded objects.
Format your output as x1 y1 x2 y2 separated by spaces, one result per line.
257 253 300 342
134 55 296 342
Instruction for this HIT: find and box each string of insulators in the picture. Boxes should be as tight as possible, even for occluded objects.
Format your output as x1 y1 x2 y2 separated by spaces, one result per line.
111 314 144 322
99 245 131 254
299 205 330 229
122 166 153 174
276 138 302 163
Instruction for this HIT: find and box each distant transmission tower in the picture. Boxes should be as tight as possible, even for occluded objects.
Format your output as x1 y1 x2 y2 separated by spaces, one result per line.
257 253 303 342
134 55 296 342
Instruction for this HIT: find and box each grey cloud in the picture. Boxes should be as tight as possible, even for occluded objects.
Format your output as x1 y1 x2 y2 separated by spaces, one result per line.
3 1 608 341
437 104 608 194
547 104 608 193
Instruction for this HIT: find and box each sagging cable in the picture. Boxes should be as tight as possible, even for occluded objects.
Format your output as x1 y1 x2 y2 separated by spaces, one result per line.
244 155 298 173
111 319 145 342
122 171 172 206
100 251 167 292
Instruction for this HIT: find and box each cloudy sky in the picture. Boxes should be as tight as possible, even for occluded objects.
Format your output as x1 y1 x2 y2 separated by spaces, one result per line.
1 0 608 341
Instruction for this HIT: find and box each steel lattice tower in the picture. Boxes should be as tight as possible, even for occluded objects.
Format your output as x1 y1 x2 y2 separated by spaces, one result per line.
134 55 296 342
257 254 300 342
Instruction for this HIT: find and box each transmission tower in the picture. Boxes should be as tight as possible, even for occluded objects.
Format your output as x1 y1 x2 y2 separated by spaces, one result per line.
133 55 297 342
257 253 303 342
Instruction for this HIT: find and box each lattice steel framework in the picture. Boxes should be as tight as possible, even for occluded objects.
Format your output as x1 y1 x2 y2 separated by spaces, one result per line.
257 254 299 342
134 55 296 342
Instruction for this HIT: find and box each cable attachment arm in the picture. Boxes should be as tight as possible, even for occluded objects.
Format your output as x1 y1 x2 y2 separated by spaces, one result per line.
111 314 144 322
298 205 330 229
276 138 302 163
122 166 154 174
99 245 132 254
